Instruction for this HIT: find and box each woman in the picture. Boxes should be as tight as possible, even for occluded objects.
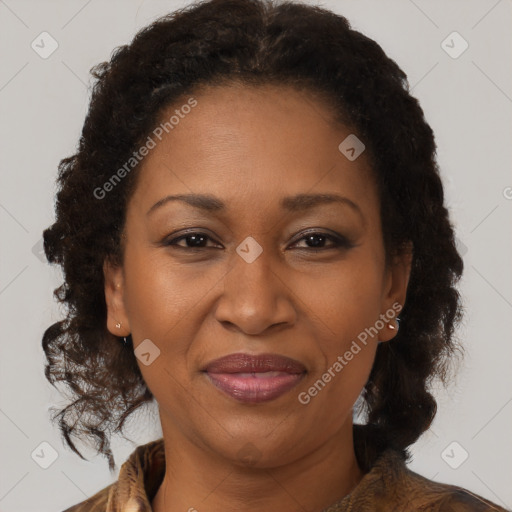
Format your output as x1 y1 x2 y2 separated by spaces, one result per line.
42 0 508 510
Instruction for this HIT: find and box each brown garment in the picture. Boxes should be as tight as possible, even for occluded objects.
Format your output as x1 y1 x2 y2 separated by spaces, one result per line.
63 437 509 512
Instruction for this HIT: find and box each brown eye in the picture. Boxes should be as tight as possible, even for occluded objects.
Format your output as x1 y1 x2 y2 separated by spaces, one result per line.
165 232 221 249
290 231 354 251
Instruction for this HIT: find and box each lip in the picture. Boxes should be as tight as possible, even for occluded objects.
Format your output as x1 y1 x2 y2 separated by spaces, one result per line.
203 353 307 403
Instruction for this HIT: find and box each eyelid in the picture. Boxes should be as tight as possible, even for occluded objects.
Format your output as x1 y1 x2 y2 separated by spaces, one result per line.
289 228 351 245
163 228 355 251
289 232 356 251
163 229 221 248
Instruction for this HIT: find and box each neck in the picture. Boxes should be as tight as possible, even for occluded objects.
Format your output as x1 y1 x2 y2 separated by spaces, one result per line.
152 418 364 512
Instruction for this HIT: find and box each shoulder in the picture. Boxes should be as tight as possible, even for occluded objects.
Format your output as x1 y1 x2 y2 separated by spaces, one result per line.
61 483 113 512
406 471 508 511
379 450 509 511
60 437 165 512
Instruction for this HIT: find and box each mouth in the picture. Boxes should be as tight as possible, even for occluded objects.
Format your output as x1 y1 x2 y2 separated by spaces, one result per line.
202 353 307 403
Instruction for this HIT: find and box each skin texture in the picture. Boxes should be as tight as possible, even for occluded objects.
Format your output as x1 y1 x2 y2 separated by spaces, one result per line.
103 83 412 512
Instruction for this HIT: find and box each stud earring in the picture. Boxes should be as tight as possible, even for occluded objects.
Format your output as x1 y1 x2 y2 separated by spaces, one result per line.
378 318 400 345
388 318 400 331
115 322 121 329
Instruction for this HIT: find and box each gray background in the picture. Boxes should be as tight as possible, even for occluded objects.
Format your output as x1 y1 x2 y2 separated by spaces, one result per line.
0 0 511 510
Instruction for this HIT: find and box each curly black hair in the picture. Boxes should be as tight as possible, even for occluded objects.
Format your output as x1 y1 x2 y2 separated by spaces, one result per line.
42 0 464 473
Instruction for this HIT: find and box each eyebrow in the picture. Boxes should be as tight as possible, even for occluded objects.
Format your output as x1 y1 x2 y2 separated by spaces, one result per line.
147 192 364 221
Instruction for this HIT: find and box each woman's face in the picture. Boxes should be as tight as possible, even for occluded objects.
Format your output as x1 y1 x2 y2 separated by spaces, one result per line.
105 83 411 467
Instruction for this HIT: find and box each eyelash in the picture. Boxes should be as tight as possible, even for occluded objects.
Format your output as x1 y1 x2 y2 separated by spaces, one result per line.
163 230 354 253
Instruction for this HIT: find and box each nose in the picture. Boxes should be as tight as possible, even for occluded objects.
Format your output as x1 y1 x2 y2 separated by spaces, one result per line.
214 241 297 336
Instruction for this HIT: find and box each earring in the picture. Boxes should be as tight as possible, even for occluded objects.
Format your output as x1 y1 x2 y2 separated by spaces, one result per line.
121 335 132 347
388 318 400 331
115 322 121 329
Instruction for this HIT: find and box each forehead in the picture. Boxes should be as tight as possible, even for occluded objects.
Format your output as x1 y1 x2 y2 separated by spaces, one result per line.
129 83 379 222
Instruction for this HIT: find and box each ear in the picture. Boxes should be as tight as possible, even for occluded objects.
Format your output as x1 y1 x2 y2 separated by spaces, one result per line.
378 241 413 342
103 257 131 337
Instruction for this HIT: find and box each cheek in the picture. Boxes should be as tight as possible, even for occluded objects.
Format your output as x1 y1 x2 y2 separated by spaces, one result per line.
294 249 384 414
122 246 207 339
299 346 375 434
297 252 385 349
294 288 378 438
121 249 198 405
